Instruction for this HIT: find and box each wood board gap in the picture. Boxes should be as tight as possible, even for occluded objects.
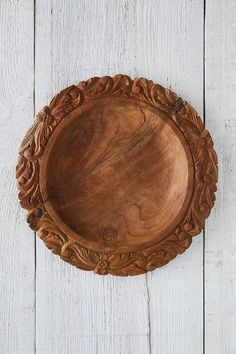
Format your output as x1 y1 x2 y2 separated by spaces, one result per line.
34 1 36 353
203 1 206 354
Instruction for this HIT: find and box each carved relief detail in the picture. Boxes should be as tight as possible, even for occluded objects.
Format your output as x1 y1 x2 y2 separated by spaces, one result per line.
16 75 218 276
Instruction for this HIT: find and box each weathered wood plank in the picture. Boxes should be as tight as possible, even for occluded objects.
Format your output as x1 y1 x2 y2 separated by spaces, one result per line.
0 1 35 353
35 1 150 353
144 0 204 351
205 1 236 353
35 1 204 353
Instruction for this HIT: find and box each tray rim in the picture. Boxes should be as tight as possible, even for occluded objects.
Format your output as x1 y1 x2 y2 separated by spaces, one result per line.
16 74 218 276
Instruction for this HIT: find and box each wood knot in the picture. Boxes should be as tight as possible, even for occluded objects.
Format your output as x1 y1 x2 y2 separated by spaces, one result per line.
101 228 118 241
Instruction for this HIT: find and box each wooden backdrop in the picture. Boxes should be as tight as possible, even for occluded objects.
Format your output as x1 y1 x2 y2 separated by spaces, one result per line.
0 0 235 353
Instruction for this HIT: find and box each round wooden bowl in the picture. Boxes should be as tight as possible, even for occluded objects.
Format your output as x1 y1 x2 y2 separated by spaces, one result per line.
16 75 218 276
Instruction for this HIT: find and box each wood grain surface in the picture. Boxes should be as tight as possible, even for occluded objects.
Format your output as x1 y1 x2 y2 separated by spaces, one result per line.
43 96 192 253
0 0 235 353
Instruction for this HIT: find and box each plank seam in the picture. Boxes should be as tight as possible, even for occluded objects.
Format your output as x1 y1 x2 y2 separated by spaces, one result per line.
203 1 206 354
145 274 152 354
34 0 36 353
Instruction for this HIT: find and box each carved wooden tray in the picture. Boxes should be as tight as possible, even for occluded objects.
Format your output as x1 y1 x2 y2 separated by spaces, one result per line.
16 75 218 276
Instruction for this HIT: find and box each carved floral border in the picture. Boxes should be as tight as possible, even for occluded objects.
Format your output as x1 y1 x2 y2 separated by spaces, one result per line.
16 75 218 276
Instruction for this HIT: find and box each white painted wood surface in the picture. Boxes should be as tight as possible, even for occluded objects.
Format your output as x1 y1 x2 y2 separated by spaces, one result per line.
205 1 236 353
0 1 35 353
0 0 235 353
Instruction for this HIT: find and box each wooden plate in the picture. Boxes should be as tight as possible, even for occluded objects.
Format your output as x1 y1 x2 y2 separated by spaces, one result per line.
16 75 218 276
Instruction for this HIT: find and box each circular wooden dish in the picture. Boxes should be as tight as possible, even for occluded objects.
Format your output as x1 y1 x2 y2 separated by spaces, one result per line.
16 75 218 276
